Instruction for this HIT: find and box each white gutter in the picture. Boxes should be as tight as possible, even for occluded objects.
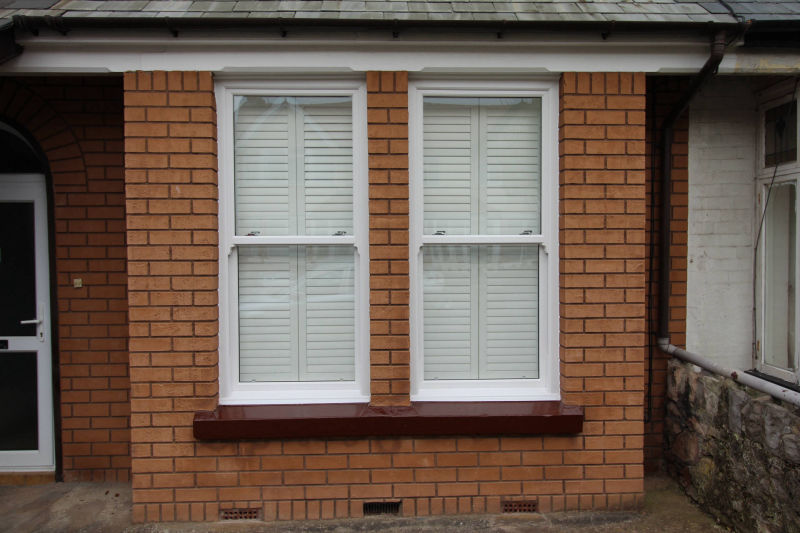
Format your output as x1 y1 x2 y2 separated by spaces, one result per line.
658 338 800 408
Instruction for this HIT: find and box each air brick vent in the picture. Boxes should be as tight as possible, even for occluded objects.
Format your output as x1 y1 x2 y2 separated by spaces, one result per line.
363 501 401 515
502 499 538 513
220 508 261 521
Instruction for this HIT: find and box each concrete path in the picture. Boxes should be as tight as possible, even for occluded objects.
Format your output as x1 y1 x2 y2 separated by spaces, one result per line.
0 475 729 533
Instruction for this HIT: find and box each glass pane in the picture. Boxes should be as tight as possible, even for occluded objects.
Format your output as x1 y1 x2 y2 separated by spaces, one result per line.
423 97 541 236
764 183 796 370
0 352 38 451
233 96 353 237
0 202 36 337
238 245 355 382
765 100 797 167
423 244 539 380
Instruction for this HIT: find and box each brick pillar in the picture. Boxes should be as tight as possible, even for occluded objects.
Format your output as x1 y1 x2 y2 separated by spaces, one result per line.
644 77 690 470
559 73 647 506
124 71 219 523
366 71 411 406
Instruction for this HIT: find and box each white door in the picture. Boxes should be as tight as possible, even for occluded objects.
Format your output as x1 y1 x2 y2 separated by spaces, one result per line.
0 174 54 472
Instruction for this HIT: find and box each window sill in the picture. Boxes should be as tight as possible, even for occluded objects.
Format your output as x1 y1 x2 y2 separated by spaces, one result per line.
193 401 583 440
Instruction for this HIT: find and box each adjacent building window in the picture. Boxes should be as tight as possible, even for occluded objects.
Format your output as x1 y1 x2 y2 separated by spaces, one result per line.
409 80 559 401
756 87 800 385
218 80 369 404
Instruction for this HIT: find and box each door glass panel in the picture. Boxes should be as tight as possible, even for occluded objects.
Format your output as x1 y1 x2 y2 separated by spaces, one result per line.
764 183 796 370
0 352 38 450
0 202 36 337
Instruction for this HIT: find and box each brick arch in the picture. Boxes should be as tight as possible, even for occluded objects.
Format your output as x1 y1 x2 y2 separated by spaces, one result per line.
0 76 130 482
0 77 87 183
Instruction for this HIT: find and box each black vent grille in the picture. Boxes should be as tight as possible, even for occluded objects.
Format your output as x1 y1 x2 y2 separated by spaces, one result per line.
363 501 401 515
220 508 261 520
502 499 538 513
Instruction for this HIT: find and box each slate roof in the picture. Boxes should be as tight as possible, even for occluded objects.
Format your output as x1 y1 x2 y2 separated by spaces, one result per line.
1 0 800 24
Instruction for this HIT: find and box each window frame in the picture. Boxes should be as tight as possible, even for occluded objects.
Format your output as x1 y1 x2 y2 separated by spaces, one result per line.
217 78 370 405
408 78 560 402
755 81 800 385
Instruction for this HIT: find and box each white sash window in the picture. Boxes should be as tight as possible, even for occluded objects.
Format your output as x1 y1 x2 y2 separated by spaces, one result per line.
409 80 559 401
218 81 369 404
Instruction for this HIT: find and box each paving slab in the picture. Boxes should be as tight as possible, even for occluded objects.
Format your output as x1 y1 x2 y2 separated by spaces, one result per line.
0 475 730 533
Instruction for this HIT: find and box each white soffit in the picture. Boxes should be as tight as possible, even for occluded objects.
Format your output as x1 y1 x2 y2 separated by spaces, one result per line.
0 28 729 74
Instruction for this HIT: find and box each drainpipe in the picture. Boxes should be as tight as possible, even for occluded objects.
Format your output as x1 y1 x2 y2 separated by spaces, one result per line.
658 341 800 408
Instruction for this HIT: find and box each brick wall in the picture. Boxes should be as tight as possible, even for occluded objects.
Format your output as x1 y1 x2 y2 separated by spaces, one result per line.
685 78 755 370
643 77 690 471
367 71 411 407
123 71 220 522
0 76 129 482
125 70 647 522
559 72 647 500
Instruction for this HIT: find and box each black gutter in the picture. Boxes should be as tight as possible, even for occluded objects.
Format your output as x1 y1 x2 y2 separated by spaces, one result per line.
0 21 22 65
657 30 728 343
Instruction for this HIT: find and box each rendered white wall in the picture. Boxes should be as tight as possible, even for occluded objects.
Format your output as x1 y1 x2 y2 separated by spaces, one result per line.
686 78 756 370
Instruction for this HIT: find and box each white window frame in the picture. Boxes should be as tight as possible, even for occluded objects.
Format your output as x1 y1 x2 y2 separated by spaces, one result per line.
408 78 560 402
217 78 370 404
755 81 800 385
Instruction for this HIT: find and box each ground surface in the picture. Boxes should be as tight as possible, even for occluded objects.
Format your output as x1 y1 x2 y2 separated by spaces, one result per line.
0 475 729 533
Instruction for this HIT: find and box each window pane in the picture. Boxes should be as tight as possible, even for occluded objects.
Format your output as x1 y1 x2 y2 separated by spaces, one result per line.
764 183 796 370
238 245 355 382
765 100 797 167
233 96 353 237
423 244 539 380
423 97 541 236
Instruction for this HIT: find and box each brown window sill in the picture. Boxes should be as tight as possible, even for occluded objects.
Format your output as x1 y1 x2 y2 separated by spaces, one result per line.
193 401 583 440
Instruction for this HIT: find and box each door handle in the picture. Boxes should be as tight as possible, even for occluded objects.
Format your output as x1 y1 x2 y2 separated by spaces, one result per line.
21 306 45 342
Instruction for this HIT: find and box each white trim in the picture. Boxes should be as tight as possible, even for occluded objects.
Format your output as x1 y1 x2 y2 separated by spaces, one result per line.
756 81 799 179
232 236 355 246
755 81 800 384
421 235 546 245
408 79 560 402
217 78 369 404
2 29 750 75
0 174 55 471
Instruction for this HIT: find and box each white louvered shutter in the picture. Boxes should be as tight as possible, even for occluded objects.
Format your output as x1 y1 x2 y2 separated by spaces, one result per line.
238 246 297 381
423 100 474 235
423 245 475 379
422 97 541 381
301 98 354 236
234 96 355 383
482 99 541 235
234 97 291 236
479 245 539 379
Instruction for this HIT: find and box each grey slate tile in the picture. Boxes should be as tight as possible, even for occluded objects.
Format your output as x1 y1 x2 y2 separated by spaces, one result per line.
188 1 235 11
4 0 800 24
4 0 59 8
143 1 193 11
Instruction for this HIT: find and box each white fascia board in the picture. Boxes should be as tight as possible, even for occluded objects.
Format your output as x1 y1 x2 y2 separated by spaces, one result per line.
0 27 723 74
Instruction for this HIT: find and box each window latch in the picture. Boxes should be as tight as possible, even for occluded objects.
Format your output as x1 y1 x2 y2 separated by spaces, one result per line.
434 230 446 235
246 231 260 236
520 230 532 235
333 231 347 236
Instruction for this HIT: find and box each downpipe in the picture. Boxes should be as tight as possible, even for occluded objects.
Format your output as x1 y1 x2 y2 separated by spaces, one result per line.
652 28 800 410
658 338 800 408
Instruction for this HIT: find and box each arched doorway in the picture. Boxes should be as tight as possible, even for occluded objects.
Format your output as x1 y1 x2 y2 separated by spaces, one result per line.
0 120 55 473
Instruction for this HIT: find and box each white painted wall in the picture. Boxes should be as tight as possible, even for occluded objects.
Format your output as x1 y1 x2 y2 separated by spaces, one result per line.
687 78 756 370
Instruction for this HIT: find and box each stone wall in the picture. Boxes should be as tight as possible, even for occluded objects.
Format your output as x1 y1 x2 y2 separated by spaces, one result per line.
665 358 800 533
